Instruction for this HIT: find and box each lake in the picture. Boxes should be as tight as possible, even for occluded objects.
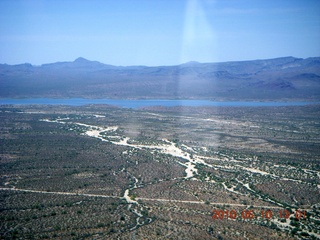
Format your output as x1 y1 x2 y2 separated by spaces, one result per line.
0 98 318 108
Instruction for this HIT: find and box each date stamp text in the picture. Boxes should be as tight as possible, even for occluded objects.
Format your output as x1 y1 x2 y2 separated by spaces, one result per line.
212 209 307 220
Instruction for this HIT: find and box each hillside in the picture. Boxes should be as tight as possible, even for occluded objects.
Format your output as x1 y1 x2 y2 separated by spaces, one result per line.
1 57 320 101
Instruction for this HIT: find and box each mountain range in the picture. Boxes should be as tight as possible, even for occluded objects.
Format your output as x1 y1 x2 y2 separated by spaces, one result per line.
1 56 320 101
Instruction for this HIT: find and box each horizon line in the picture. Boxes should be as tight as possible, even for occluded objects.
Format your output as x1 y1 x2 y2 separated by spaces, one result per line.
1 55 319 67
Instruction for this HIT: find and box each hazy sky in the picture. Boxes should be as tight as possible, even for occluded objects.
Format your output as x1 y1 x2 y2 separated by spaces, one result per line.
1 0 319 66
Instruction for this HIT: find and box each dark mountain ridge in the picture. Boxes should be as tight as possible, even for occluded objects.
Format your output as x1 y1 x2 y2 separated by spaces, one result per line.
1 57 320 100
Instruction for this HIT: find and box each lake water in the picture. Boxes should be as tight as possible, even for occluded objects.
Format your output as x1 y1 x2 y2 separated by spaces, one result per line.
0 98 317 108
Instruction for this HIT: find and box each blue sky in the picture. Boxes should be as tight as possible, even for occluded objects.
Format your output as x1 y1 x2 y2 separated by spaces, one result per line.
0 0 319 66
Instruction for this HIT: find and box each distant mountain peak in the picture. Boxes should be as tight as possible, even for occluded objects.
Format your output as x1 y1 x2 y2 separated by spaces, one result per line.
74 57 91 63
181 61 201 66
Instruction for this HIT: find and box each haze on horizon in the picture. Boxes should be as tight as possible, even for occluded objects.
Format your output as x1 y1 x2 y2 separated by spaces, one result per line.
0 0 319 66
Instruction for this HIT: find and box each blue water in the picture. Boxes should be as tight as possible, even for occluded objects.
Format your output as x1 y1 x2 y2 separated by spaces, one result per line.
0 98 317 108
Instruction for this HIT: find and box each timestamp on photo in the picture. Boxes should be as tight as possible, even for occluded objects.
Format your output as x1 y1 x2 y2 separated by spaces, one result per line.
212 209 307 220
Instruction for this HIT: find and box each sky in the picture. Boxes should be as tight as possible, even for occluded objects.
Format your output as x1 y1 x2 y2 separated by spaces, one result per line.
0 0 319 66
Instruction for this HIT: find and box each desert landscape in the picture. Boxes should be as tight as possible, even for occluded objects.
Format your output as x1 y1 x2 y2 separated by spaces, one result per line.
1 104 319 239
